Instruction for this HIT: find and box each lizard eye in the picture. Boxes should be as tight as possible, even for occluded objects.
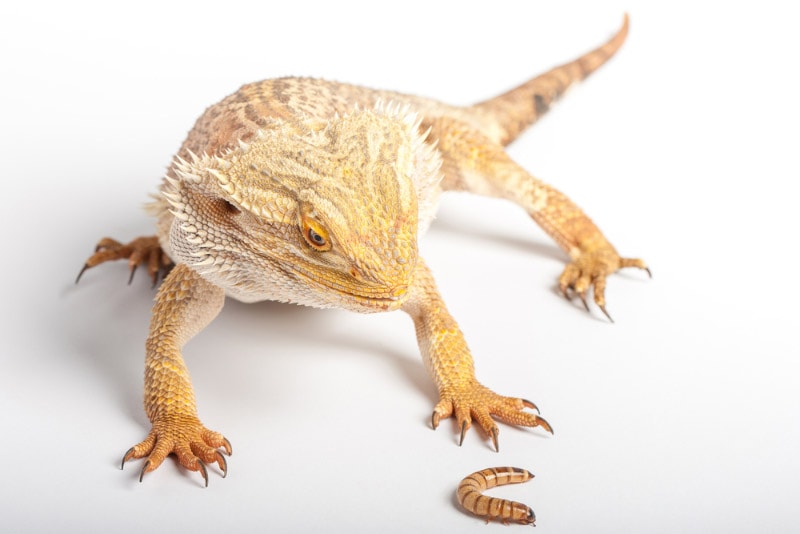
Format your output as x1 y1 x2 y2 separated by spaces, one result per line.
307 227 326 247
301 217 332 252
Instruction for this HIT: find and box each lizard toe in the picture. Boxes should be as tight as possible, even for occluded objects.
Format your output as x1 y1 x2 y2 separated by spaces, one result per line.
122 414 229 486
77 235 173 286
558 247 648 321
434 381 550 450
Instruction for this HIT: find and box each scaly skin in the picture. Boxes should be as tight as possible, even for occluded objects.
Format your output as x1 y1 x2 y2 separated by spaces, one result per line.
79 15 647 484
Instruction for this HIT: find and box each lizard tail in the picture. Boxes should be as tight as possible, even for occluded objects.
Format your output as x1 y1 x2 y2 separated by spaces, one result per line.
471 14 629 146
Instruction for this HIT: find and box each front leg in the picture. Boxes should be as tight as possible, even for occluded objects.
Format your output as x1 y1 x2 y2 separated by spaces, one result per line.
402 259 552 451
431 117 649 320
122 263 231 486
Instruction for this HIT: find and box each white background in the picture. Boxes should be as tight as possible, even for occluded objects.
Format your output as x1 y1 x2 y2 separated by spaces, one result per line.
1 1 798 532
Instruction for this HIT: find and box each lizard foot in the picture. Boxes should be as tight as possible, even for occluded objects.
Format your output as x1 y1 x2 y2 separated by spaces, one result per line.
121 414 232 487
76 236 173 287
558 247 650 322
431 380 553 452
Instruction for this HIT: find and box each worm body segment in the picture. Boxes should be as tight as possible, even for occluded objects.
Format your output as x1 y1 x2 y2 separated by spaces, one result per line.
457 466 535 525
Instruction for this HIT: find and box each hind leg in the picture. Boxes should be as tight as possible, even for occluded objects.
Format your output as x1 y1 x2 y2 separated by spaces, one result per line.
430 117 648 320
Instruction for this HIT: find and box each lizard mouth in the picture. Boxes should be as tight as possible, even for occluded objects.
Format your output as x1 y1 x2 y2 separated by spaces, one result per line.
331 282 410 311
288 263 410 311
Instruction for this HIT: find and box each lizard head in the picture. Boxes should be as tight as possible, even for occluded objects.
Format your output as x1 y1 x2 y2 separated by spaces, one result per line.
161 105 442 312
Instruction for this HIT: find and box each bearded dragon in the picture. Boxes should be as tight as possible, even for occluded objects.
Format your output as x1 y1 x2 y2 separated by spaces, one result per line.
78 14 647 486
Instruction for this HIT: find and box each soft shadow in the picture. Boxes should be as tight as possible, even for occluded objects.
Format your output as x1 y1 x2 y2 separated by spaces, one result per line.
222 298 437 404
430 218 567 264
67 266 437 435
64 271 157 427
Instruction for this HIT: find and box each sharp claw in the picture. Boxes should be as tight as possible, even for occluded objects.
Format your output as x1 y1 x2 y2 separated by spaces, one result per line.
521 399 540 414
120 447 135 470
599 304 615 323
537 416 554 435
127 264 138 285
645 267 653 278
216 452 228 478
198 461 209 487
139 460 151 483
222 437 233 456
490 427 500 453
431 411 439 430
579 292 590 312
459 421 468 446
75 264 89 284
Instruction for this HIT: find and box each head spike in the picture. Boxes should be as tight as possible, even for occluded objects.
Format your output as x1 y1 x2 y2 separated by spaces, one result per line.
169 209 189 221
192 255 215 267
207 168 229 185
213 156 232 170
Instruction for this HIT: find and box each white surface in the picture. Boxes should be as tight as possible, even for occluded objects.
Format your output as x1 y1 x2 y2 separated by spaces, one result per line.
1 1 798 532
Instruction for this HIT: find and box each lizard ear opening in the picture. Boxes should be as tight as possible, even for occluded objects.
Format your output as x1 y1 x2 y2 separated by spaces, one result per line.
217 198 241 215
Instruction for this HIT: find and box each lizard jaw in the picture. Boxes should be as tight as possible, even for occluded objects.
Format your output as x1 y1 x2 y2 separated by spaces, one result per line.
350 284 410 312
321 281 411 312
288 263 411 312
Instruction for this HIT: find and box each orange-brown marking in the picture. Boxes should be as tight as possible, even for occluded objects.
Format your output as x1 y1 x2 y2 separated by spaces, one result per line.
457 467 535 525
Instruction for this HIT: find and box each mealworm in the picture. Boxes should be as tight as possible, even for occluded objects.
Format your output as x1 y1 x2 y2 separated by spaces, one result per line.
457 467 535 525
